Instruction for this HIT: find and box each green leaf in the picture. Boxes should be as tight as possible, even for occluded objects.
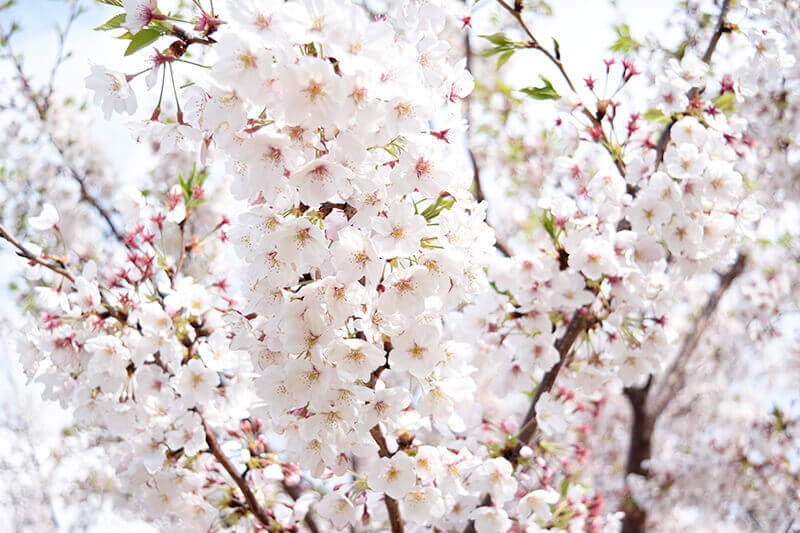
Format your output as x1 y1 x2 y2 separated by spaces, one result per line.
610 23 642 53
642 108 666 121
496 50 514 69
124 28 162 56
420 196 455 221
149 19 173 34
479 32 528 69
95 0 123 6
712 92 736 112
480 32 513 47
520 76 560 100
480 46 506 57
94 13 125 31
772 405 786 432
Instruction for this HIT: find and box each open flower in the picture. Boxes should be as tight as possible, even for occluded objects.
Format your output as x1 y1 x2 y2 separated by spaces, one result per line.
85 65 137 119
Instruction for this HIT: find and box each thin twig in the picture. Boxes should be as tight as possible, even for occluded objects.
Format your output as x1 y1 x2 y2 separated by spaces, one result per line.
463 22 512 257
1 19 126 243
494 0 627 179
0 224 75 283
50 140 126 242
496 0 575 92
44 1 82 109
171 220 188 288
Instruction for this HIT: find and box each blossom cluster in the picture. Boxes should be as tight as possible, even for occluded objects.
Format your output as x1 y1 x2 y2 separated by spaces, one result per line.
1 0 799 531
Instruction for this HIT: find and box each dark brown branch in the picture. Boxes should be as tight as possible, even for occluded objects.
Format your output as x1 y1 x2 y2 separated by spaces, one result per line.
364 356 404 533
701 0 733 64
278 475 321 533
513 309 596 453
202 416 278 528
463 308 596 533
620 253 746 533
370 424 404 533
620 378 654 533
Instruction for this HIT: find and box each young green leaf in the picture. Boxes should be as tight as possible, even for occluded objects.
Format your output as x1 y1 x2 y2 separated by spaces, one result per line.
642 108 666 121
496 50 514 69
480 32 514 47
94 13 126 31
520 76 560 100
712 92 736 112
124 28 162 56
610 23 642 53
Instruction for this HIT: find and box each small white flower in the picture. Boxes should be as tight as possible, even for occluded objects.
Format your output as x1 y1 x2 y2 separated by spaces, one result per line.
85 66 137 119
469 506 511 533
519 489 560 523
536 391 569 436
317 491 357 530
369 452 417 500
29 203 59 231
122 0 158 34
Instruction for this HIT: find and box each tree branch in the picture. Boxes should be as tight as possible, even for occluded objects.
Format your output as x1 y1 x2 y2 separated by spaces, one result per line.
495 0 627 180
370 424 404 533
201 416 278 529
463 20 512 258
496 0 576 93
50 140 126 243
463 308 596 533
620 378 654 533
620 253 746 533
364 357 404 533
279 478 320 533
649 253 747 415
0 223 75 283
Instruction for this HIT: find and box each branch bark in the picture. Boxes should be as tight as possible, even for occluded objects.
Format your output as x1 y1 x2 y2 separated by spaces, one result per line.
620 378 654 533
201 416 278 529
463 19 512 258
513 309 596 450
620 253 747 533
280 479 321 533
463 308 596 533
370 424 404 533
363 357 404 533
